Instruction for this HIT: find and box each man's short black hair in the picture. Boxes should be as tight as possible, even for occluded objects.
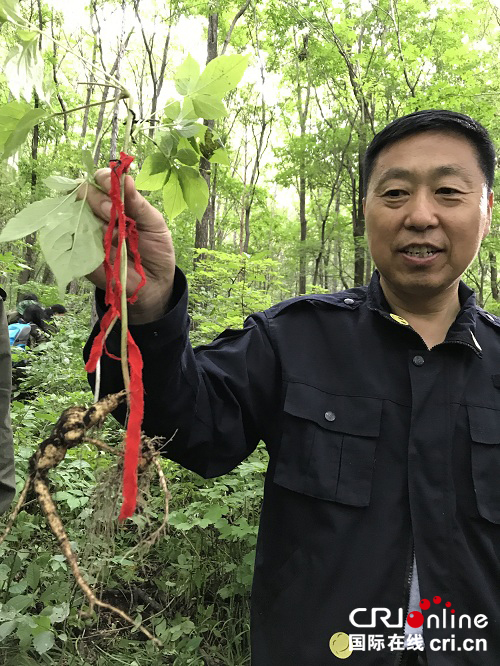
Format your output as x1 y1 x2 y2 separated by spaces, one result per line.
363 110 497 197
46 304 67 315
22 304 49 333
19 292 38 302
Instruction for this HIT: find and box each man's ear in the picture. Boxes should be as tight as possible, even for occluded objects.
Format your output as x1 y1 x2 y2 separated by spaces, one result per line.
482 190 494 240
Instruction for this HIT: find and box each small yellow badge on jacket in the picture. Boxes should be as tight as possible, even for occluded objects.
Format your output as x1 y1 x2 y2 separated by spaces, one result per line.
329 631 352 659
390 314 409 326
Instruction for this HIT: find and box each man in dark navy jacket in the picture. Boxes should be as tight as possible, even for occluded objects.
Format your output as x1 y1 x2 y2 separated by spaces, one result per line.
0 287 15 516
83 111 498 665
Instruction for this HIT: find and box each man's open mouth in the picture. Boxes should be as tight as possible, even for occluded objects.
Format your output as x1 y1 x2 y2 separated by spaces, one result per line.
400 245 442 258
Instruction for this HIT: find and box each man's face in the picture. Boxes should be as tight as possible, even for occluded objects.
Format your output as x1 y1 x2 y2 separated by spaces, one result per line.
363 131 493 299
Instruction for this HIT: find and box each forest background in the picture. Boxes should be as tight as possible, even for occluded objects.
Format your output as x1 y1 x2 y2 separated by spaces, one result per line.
0 0 500 664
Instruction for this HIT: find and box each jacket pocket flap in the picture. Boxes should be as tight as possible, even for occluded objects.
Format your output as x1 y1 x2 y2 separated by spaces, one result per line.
467 405 500 444
284 383 382 437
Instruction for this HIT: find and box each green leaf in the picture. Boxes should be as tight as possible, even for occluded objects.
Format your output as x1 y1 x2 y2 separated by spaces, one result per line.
177 97 198 121
17 29 38 44
5 594 32 612
0 194 76 242
43 176 82 192
208 147 230 166
174 54 200 96
135 153 170 191
194 54 250 97
26 562 40 590
158 131 178 157
0 620 16 640
0 0 24 25
81 149 95 177
175 122 205 138
4 39 45 102
162 170 187 221
178 166 209 220
163 99 181 121
32 630 55 655
46 603 69 624
39 199 104 294
191 94 228 120
33 615 51 632
176 141 199 166
0 102 47 160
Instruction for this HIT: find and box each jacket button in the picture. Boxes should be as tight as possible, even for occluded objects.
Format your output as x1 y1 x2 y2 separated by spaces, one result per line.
325 411 336 422
343 298 355 305
412 355 425 366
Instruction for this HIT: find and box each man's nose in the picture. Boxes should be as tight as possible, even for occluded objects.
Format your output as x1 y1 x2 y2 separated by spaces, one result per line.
404 190 438 230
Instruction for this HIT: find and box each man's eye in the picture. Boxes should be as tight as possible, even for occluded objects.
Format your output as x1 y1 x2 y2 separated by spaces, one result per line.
383 189 407 197
437 187 460 195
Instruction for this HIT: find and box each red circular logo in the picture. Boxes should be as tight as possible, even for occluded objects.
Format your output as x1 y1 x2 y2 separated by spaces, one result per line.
407 611 424 628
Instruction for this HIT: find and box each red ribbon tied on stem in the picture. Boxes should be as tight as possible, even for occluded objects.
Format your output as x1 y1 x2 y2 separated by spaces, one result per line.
85 152 147 521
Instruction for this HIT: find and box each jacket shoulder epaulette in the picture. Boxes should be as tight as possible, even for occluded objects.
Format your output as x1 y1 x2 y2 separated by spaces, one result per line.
477 308 500 330
265 286 367 320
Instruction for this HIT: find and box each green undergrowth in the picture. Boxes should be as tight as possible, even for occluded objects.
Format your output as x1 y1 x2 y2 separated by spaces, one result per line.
0 259 278 664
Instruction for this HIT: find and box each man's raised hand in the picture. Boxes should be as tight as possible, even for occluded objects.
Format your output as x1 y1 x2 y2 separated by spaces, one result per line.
79 169 176 324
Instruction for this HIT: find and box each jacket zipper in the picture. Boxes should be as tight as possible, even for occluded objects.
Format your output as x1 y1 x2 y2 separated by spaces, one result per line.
395 535 414 666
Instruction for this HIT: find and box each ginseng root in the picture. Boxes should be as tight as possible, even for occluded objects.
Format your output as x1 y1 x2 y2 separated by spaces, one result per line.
0 390 164 646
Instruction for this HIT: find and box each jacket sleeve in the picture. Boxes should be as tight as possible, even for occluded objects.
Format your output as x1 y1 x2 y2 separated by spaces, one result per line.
0 296 16 514
83 267 281 478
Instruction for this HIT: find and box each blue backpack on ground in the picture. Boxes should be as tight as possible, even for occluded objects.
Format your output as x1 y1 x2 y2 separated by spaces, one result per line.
8 322 31 349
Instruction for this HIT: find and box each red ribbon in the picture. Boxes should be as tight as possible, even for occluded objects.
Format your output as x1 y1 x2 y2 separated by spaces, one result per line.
85 152 147 521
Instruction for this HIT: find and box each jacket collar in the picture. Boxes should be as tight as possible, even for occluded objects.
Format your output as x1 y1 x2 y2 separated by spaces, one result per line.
365 270 481 356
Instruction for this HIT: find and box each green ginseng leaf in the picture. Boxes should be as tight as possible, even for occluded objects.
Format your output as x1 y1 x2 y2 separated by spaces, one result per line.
190 94 228 120
162 170 187 221
4 38 46 102
82 149 95 177
178 166 209 221
43 176 83 192
174 54 200 96
176 138 199 166
0 102 47 160
39 199 104 295
0 193 76 242
194 54 250 97
158 131 178 157
163 99 181 121
175 121 206 139
0 0 25 26
208 147 230 166
135 153 170 191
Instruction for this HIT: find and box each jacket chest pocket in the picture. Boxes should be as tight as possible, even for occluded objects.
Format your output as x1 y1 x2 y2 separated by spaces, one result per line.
468 405 500 524
273 383 382 507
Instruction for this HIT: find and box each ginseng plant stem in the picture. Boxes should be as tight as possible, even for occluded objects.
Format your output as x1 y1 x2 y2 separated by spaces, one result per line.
118 93 135 393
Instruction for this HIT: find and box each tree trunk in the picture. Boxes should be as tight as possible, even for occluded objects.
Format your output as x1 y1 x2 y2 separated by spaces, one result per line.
195 13 218 256
81 39 98 139
490 251 499 301
209 164 217 249
92 27 132 164
298 171 307 295
51 15 68 132
19 2 43 286
353 116 367 287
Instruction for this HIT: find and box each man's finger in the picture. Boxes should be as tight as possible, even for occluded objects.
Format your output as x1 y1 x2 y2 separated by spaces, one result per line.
123 175 168 232
76 169 114 223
